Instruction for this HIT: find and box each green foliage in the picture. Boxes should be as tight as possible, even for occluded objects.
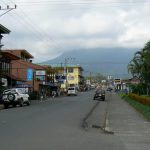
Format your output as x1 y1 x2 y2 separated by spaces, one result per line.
129 83 150 95
128 40 150 86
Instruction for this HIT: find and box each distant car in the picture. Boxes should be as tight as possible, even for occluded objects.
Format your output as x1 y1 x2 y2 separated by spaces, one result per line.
91 84 96 89
106 87 113 92
93 89 105 101
67 87 78 96
2 88 30 109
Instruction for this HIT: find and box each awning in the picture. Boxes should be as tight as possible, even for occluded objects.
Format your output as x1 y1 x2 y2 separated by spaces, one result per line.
15 84 32 88
40 82 59 87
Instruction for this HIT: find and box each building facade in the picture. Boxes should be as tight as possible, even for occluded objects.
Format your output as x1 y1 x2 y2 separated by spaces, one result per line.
48 64 84 90
4 49 47 92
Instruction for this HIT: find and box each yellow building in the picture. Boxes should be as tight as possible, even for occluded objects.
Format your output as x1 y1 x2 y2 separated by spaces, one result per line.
39 64 83 89
62 65 83 88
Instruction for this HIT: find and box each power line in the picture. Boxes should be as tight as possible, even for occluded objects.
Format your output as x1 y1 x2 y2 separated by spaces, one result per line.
13 0 150 6
0 4 16 17
1 0 70 63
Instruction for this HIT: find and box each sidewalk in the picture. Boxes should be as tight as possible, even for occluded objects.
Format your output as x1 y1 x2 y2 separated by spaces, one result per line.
108 93 150 133
107 93 150 150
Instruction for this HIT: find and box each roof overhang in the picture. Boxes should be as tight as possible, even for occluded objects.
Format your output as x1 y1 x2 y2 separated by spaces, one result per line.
0 24 10 34
21 49 34 58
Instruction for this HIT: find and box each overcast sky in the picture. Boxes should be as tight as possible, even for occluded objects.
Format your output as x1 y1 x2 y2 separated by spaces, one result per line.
1 0 150 62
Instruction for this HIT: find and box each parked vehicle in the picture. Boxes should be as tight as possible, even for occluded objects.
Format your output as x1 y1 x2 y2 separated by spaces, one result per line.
2 88 30 109
93 89 105 101
67 87 78 96
106 87 113 92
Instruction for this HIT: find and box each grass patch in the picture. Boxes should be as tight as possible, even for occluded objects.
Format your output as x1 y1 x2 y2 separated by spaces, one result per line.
120 94 150 121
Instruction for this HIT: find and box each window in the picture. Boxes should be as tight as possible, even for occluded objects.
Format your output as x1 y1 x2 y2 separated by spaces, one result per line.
68 68 73 73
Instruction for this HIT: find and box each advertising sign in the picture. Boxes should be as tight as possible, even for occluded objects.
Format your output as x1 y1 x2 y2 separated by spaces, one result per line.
27 68 33 81
114 79 121 84
36 70 46 76
55 74 66 83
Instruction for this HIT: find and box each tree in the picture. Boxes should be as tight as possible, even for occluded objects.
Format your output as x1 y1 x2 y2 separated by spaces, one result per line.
128 41 150 95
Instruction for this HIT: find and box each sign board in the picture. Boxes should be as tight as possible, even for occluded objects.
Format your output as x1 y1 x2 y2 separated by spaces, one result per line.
114 79 121 84
36 70 46 76
55 74 66 83
2 78 7 86
27 68 33 81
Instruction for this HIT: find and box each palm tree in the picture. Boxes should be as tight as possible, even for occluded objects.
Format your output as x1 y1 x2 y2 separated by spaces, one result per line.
128 41 150 95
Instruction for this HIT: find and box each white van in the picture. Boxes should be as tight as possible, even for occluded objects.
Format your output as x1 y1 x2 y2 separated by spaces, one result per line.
67 87 78 96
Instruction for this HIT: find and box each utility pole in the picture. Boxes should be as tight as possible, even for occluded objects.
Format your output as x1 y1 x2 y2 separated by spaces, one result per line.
64 58 68 90
0 5 17 17
90 72 92 85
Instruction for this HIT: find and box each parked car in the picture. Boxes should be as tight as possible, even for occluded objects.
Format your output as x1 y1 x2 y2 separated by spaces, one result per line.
106 87 113 92
93 89 105 101
67 87 78 96
2 88 30 109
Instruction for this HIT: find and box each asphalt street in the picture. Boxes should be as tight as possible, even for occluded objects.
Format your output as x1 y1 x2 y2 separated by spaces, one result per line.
0 90 149 150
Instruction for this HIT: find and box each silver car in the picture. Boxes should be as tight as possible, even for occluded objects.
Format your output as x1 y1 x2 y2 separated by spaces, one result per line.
2 88 30 109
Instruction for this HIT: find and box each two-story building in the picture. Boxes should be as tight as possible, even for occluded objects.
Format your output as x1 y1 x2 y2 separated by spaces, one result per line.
45 64 84 90
0 24 19 94
3 49 47 93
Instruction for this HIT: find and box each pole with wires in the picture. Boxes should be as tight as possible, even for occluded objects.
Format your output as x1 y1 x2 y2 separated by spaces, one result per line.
0 5 17 17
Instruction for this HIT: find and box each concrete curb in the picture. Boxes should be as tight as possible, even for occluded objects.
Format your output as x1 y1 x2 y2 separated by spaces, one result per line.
104 118 114 134
103 94 114 134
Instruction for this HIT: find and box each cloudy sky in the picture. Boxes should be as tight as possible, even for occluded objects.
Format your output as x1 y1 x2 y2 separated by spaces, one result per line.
1 0 150 62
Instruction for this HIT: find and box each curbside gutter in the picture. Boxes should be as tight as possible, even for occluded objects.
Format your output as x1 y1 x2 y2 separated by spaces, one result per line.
82 101 100 130
82 93 114 134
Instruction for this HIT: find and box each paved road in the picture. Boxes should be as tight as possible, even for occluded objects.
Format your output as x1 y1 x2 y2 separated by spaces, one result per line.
0 90 125 150
0 90 149 150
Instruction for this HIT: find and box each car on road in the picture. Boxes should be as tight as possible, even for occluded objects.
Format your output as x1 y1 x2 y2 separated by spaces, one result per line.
93 89 105 101
67 87 78 96
2 88 30 109
106 87 113 92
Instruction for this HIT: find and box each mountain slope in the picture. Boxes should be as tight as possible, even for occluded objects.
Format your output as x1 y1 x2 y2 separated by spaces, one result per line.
40 47 137 78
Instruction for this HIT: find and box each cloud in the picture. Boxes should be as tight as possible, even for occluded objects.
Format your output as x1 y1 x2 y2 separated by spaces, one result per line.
1 0 150 62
